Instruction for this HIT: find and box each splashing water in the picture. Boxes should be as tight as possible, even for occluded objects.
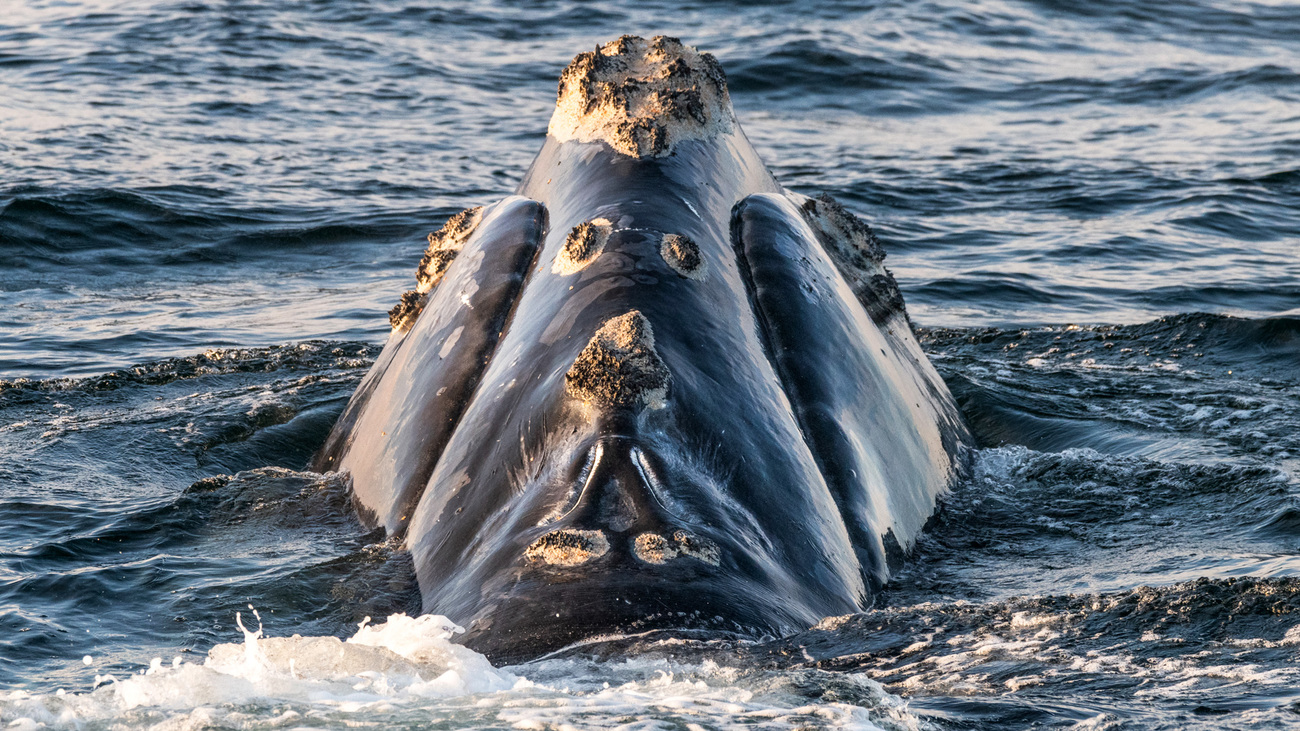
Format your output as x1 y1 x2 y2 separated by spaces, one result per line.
0 610 920 731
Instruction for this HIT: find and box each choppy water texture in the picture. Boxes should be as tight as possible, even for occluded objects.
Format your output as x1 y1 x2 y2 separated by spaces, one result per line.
1 0 1298 728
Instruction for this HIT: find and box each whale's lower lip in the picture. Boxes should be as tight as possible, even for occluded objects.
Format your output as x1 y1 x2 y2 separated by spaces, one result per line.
442 525 794 663
454 568 803 663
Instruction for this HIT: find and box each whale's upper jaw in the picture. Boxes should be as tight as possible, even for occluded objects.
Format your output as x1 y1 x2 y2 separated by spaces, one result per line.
547 35 737 159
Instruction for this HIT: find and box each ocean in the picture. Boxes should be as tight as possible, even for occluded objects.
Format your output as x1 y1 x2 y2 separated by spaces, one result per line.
2 0 1298 728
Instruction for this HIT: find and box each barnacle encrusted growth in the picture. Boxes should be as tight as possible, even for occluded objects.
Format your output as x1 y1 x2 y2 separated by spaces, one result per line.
387 206 484 332
388 290 425 331
553 218 612 274
525 529 610 567
633 530 720 566
565 310 670 410
416 206 484 293
659 233 706 280
549 35 735 158
793 193 907 325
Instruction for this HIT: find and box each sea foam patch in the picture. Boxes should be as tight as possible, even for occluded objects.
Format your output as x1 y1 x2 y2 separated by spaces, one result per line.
0 610 522 729
0 610 919 731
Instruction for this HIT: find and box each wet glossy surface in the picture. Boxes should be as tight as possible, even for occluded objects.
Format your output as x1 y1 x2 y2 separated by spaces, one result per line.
402 135 898 658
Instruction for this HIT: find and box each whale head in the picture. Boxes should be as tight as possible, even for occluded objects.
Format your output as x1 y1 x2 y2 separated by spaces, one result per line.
316 36 970 661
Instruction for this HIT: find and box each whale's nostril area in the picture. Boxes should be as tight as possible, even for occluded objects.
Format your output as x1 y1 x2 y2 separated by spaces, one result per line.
598 483 639 532
525 529 610 566
632 530 720 566
546 438 685 534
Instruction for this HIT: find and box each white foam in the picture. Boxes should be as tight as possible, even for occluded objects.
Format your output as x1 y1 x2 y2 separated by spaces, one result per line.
0 611 522 729
0 613 920 731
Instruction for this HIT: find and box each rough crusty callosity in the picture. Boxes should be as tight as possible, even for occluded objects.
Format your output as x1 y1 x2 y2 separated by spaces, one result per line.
632 530 720 566
387 205 484 332
554 218 612 275
548 35 734 158
659 232 706 280
794 193 908 325
565 310 670 410
416 206 484 292
525 529 610 567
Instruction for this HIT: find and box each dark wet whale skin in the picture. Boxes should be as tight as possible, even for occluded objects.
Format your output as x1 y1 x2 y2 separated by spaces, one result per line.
315 63 970 663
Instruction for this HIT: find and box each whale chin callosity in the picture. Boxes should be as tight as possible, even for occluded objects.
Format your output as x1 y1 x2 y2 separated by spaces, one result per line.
314 35 972 661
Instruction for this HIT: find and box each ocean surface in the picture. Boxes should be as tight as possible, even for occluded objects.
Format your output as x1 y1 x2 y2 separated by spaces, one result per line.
2 0 1298 728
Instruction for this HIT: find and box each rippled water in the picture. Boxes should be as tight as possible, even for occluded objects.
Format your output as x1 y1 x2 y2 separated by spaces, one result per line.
2 0 1298 728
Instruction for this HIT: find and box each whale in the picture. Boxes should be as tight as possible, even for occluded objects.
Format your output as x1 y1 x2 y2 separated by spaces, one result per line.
314 35 971 661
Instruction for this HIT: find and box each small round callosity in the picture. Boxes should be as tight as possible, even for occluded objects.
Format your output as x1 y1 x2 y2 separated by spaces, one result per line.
525 529 610 567
659 233 707 280
565 310 670 410
632 530 720 566
633 532 673 564
553 218 612 275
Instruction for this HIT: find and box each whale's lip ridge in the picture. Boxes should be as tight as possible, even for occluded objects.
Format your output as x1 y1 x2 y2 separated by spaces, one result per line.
547 35 737 159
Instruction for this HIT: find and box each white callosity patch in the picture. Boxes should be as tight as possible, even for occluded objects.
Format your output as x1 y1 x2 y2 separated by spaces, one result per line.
553 218 613 274
524 528 611 566
633 530 721 566
565 310 670 410
548 35 736 158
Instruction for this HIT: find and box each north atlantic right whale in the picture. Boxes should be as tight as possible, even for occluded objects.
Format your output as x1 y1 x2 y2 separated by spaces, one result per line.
315 35 972 661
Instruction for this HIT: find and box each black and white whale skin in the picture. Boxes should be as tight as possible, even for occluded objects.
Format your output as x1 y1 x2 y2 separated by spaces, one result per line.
315 35 971 661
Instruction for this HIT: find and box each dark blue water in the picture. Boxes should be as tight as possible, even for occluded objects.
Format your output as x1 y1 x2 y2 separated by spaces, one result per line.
2 1 1298 728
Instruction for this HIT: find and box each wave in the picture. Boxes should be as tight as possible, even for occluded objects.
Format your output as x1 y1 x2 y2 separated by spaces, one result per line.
922 312 1300 378
0 188 433 274
0 468 419 688
537 575 1300 728
0 340 373 401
